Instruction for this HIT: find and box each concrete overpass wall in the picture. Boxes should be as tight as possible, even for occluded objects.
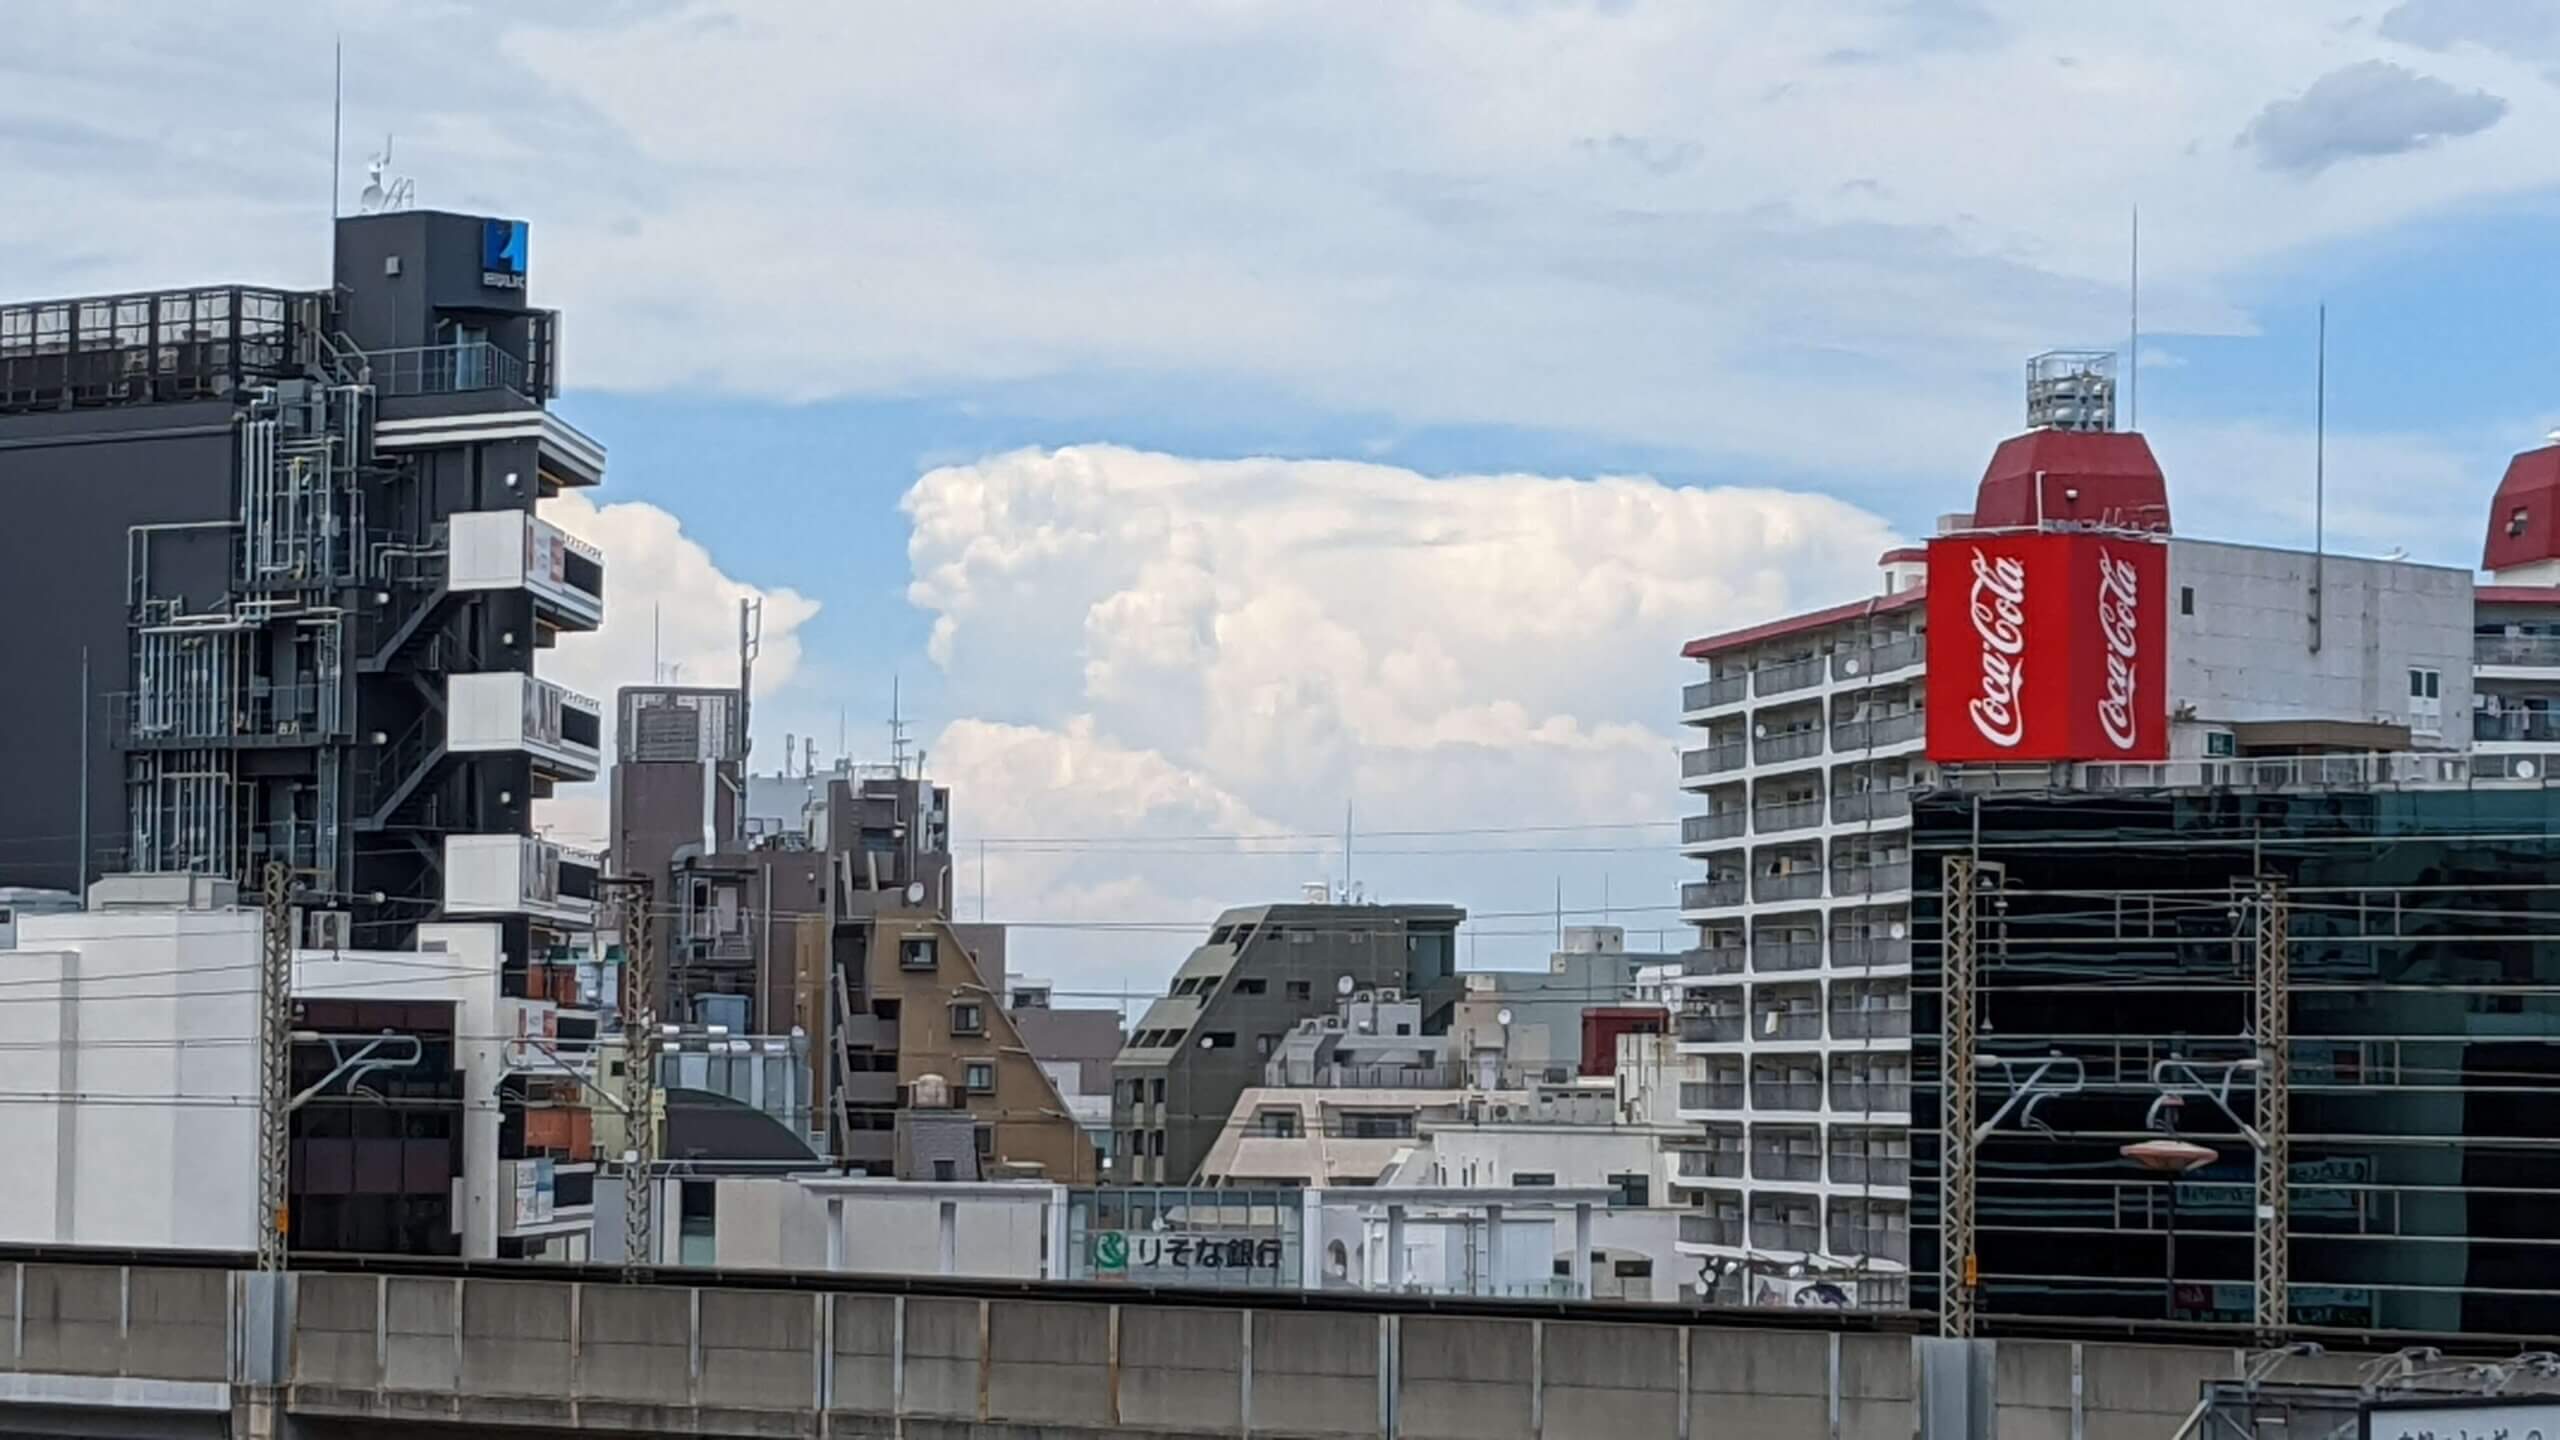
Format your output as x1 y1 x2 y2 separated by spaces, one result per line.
0 1258 2437 1438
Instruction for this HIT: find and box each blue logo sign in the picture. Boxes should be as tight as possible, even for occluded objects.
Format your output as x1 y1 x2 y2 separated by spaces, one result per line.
481 219 527 290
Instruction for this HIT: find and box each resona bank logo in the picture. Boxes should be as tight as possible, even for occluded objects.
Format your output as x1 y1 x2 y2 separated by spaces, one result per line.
481 219 527 291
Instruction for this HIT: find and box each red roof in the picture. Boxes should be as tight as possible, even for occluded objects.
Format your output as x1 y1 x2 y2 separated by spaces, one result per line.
2483 445 2560 573
2479 585 2560 607
1681 585 1925 659
1971 430 2170 534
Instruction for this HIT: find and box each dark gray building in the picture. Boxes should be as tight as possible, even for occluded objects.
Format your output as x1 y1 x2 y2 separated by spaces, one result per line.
0 209 607 960
1111 902 1465 1183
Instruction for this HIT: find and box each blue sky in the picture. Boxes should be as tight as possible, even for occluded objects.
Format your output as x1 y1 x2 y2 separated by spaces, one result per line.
11 0 2560 992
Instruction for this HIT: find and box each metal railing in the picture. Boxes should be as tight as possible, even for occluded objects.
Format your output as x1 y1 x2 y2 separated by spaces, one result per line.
1681 742 1748 779
367 342 527 398
1751 939 1821 974
1832 635 1924 680
1268 1060 1575 1090
1683 811 1746 844
1680 1213 1744 1247
2476 711 2560 743
1678 1082 1745 1111
1754 730 1823 765
2477 634 2560 667
1753 656 1825 696
1751 1082 1824 1112
1829 1152 1911 1187
1683 673 1748 710
1832 861 1911 896
1676 1146 1746 1180
1828 1227 1910 1265
1686 946 1747 977
1752 1007 1823 1041
1753 799 1823 834
1678 1012 1746 1044
1830 789 1913 824
1753 870 1823 903
0 285 301 414
1950 750 2484 794
1829 936 1911 970
1828 1082 1911 1113
1830 1006 1912 1040
114 683 340 746
1751 1150 1823 1182
1683 878 1745 909
1750 1218 1822 1253
1867 712 1924 746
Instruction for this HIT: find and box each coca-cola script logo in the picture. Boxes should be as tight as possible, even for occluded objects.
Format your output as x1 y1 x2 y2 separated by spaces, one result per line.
1965 548 2028 748
2095 548 2142 750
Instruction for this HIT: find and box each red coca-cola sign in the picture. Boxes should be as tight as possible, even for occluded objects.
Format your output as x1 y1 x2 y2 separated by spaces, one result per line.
1925 533 2166 763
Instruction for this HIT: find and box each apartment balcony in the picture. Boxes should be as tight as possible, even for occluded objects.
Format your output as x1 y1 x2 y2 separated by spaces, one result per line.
1753 656 1826 697
1750 1080 1825 1113
1679 1212 1745 1248
1832 711 1925 752
1753 869 1824 903
1674 1130 1747 1182
1683 877 1746 910
1750 937 1821 975
1678 1010 1746 1045
1753 798 1824 835
1750 1126 1822 1183
1754 729 1824 766
449 509 607 633
1830 788 1913 824
1683 811 1747 845
1749 1214 1822 1254
1833 635 1924 682
442 834 601 929
1830 1003 1913 1041
1686 944 1747 978
2476 711 2560 743
1828 1067 1912 1114
1683 673 1748 713
1681 742 1748 780
1828 1141 1911 1189
1678 1081 1745 1113
1751 999 1823 1043
1830 935 1912 971
1827 1225 1909 1266
447 672 603 783
2477 634 2560 668
1832 861 1912 897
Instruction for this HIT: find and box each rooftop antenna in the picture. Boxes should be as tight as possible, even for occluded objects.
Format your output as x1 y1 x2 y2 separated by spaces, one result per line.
355 134 413 213
1342 796 1354 903
737 595 762 763
2311 303 2326 655
330 38 343 221
888 677 910 777
2128 203 2139 431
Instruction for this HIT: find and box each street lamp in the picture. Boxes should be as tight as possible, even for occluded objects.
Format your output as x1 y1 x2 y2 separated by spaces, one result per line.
2122 1137 2219 1321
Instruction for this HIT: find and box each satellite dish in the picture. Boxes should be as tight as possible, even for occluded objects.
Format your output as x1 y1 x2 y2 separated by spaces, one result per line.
2521 759 2540 781
1496 1007 1515 1027
904 881 926 905
1336 975 1354 996
1889 921 1908 940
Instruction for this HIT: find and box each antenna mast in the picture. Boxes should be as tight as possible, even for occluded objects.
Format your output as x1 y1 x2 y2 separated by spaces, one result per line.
2311 304 2326 654
2128 204 2139 431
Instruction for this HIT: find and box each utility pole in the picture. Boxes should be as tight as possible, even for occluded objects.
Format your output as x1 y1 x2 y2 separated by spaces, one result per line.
2254 876 2292 1339
1938 854 1979 1338
256 861 295 1271
609 875 659 1281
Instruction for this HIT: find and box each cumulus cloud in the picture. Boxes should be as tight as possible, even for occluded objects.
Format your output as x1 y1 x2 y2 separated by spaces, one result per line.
2238 61 2507 175
534 493 822 846
903 446 1900 982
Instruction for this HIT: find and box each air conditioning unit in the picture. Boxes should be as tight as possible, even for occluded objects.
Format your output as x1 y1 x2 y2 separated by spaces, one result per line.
305 910 353 950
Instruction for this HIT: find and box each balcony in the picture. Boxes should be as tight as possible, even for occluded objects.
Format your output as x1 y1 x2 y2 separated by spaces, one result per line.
1834 636 1924 681
1687 945 1747 977
1753 799 1823 835
369 341 530 400
1749 1216 1822 1253
1830 1004 1913 1040
442 834 601 929
1678 1081 1745 1112
449 510 607 633
1830 788 1913 824
1829 1149 1911 1188
0 285 300 415
1681 742 1748 780
1753 870 1824 903
1678 1010 1746 1044
2477 711 2560 743
1828 1226 1910 1266
1751 1002 1823 1043
1754 730 1823 766
1684 673 1748 711
1683 811 1747 845
1753 656 1826 697
1751 1132 1823 1183
1829 1076 1912 1113
1679 1213 1745 1248
1751 1081 1824 1113
1834 711 1925 751
2477 634 2560 668
447 672 603 783
1683 878 1745 910
1832 861 1911 897
1830 936 1911 970
1675 1131 1746 1180
1751 939 1821 974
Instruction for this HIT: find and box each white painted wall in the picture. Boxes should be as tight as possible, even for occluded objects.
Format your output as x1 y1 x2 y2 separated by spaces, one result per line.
2168 540 2473 740
1394 1125 1665 1192
711 1179 1051 1278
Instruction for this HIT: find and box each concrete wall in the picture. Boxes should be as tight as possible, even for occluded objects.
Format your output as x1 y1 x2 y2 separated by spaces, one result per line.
709 1177 1051 1279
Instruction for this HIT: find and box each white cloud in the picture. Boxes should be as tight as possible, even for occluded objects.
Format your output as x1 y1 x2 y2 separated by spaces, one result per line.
904 445 1899 981
533 493 822 847
2237 60 2507 175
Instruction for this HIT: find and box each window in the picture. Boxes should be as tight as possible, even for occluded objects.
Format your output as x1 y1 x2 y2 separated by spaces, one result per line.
1339 1111 1416 1139
1613 1259 1654 1279
1150 1077 1166 1104
2179 585 2194 616
1235 978 1267 995
1255 1033 1278 1058
1258 1109 1301 1138
1149 1130 1166 1157
1209 925 1234 946
974 1126 995 1158
949 1002 985 1036
2205 730 2236 758
933 1158 956 1182
899 936 936 971
1202 1031 1237 1049
2410 667 2441 700
1287 980 1312 1001
1608 1172 1650 1208
1512 1171 1556 1187
963 1060 994 1093
2512 506 2531 538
